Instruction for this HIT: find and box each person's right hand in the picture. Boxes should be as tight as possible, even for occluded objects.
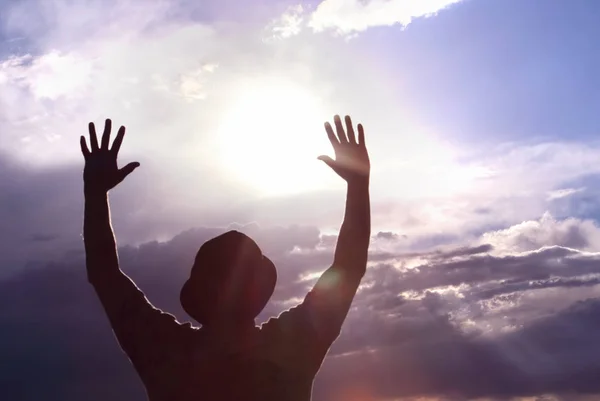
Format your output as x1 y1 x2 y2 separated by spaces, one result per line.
80 119 140 194
318 115 370 183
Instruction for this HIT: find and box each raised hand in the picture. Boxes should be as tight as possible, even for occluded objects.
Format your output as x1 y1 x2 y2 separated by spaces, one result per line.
318 115 370 183
80 119 140 194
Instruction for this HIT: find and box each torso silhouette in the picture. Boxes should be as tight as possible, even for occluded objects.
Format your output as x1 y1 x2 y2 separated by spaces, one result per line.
94 272 348 401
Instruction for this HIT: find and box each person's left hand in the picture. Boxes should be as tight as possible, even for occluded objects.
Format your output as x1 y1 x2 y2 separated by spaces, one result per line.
318 115 370 183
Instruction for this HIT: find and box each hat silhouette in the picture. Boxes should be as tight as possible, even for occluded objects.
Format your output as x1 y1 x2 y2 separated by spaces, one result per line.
180 230 277 325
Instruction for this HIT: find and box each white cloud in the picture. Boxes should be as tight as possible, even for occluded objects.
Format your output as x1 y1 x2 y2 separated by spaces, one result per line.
371 139 600 247
482 212 600 254
0 0 227 167
179 64 219 101
266 4 305 40
0 0 342 173
0 52 93 100
547 187 585 200
309 0 465 35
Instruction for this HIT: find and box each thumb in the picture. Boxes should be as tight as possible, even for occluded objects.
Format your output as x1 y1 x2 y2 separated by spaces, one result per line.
318 155 343 177
118 162 140 182
317 155 336 169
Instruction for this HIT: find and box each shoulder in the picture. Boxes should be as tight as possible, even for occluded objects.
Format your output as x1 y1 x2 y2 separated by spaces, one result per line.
132 310 197 352
260 305 309 337
259 304 335 370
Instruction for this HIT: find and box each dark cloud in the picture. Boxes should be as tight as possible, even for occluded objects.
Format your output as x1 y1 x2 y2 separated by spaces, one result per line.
314 297 600 400
469 276 600 302
432 243 494 259
375 231 404 241
28 233 60 242
366 245 600 301
2 224 600 400
0 154 83 275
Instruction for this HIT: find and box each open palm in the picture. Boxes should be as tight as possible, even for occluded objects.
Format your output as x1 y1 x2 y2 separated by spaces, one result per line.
80 119 139 194
319 115 370 183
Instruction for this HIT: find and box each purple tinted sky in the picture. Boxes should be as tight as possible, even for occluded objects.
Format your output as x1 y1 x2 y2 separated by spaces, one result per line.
3 1 600 399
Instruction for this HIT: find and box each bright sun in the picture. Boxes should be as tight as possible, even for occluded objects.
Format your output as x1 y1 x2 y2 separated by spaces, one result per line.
216 78 335 196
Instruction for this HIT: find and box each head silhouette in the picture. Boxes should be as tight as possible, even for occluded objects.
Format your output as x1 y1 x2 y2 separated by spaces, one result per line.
180 230 277 327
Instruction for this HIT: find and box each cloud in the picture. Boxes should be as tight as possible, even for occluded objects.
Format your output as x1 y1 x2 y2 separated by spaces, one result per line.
548 187 585 201
265 0 467 38
356 214 600 336
369 141 600 248
0 0 375 273
315 297 600 400
0 0 224 166
4 218 600 400
4 0 600 257
2 1 600 399
29 233 60 242
266 4 305 40
482 212 600 254
308 0 465 35
178 63 219 101
0 52 93 100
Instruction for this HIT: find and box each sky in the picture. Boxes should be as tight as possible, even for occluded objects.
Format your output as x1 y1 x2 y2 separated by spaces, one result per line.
2 0 600 400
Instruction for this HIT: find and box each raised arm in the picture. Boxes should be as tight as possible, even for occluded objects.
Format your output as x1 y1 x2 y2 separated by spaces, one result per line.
317 115 371 289
273 115 370 352
81 119 180 364
310 115 371 334
82 119 140 289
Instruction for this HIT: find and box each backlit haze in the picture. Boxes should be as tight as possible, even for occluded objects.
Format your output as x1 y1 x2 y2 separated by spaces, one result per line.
3 1 600 400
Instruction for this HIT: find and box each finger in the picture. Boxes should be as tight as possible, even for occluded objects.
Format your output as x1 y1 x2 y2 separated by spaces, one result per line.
101 118 112 150
334 115 348 143
118 162 140 183
345 115 356 144
324 122 339 149
80 136 90 159
88 122 99 151
358 124 366 147
111 126 126 155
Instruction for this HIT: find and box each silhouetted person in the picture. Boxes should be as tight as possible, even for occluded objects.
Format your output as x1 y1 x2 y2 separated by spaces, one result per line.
80 115 371 401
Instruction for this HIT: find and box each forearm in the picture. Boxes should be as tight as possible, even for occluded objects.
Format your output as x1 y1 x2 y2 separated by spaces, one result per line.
83 190 121 283
333 178 371 276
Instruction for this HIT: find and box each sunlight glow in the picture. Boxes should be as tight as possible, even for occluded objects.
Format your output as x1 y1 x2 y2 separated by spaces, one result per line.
216 78 334 196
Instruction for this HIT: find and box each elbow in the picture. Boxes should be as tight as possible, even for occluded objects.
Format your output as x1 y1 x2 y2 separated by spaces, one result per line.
347 263 367 280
